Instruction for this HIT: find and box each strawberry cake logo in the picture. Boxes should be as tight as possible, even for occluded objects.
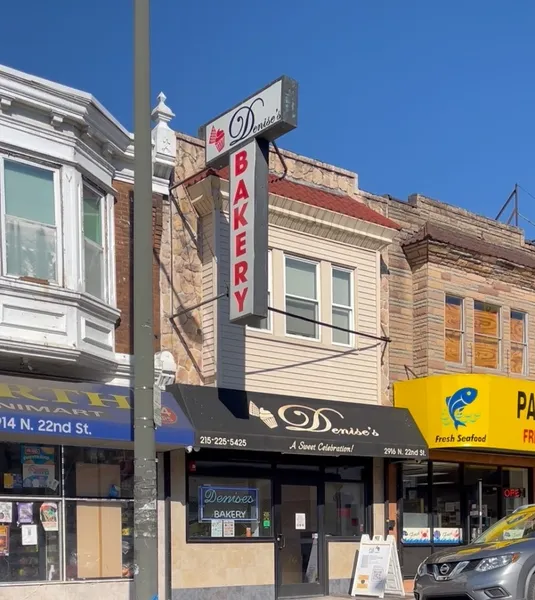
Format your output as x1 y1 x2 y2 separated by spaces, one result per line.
208 126 225 152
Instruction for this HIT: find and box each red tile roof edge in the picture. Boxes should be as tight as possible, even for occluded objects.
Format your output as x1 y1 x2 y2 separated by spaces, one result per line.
182 168 401 231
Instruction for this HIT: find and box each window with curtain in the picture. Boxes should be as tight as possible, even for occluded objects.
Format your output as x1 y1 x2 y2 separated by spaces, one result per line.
3 160 57 282
510 310 527 375
284 256 319 339
331 267 353 346
474 301 501 369
444 295 464 363
83 185 105 300
248 250 271 331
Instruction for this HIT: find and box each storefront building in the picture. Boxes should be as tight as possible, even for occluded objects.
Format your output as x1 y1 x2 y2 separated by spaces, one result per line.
167 383 427 599
0 65 184 600
364 189 535 586
0 375 194 600
394 374 535 578
160 131 422 598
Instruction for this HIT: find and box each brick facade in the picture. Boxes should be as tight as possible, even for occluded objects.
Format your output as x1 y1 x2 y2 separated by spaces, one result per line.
113 179 164 356
364 192 535 400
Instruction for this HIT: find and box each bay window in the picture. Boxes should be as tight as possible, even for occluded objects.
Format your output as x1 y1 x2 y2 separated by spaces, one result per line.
83 184 105 300
285 256 319 339
331 267 353 346
1 159 58 282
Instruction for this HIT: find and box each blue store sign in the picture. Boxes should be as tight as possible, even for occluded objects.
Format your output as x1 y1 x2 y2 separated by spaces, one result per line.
199 486 259 522
0 375 195 447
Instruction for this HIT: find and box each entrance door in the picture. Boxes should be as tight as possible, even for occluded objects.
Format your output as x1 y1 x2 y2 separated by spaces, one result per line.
275 482 324 598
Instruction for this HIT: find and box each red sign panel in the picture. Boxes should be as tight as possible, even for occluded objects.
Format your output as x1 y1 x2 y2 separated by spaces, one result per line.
228 138 268 325
503 487 525 498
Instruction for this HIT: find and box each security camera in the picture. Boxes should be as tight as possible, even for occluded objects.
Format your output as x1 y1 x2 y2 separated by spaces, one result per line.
185 446 193 454
193 446 200 452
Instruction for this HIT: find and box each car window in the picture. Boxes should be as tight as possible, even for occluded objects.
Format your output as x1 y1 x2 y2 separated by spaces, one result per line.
475 510 535 543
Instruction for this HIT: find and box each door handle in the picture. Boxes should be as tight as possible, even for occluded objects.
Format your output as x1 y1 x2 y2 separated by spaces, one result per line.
276 534 285 549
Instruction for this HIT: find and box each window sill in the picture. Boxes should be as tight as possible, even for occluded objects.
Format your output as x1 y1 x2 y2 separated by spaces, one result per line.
0 276 120 371
186 536 275 544
0 578 131 587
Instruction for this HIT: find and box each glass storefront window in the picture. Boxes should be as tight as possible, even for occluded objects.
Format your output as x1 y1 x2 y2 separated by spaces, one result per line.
325 482 364 536
0 500 60 583
0 444 60 496
64 447 134 498
0 442 135 585
503 467 529 515
431 462 462 544
402 462 429 544
188 476 272 539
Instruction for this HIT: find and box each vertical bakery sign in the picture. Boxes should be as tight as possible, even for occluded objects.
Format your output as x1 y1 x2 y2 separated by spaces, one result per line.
199 76 298 326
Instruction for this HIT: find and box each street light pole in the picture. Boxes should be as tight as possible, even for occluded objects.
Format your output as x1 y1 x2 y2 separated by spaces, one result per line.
133 0 158 599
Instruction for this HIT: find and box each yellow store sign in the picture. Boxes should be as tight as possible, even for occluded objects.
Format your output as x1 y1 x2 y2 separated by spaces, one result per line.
394 374 535 453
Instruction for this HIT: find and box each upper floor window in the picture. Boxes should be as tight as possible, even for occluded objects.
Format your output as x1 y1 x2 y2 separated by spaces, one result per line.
510 310 527 375
285 256 319 340
1 158 59 282
332 267 353 346
444 295 464 363
474 301 501 369
248 250 272 331
83 184 105 300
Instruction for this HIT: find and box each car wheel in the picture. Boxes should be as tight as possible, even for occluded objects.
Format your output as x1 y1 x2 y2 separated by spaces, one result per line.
527 574 535 600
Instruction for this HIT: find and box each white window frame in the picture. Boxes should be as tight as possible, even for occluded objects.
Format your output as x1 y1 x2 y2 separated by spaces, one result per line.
0 154 63 285
82 180 108 302
283 254 320 342
444 294 465 364
247 249 272 333
473 300 501 370
331 265 354 347
510 309 528 375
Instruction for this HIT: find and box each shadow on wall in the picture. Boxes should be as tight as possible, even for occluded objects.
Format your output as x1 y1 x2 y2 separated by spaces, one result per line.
158 171 204 384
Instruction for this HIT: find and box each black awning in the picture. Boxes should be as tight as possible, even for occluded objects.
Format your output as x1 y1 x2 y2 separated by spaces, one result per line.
168 384 428 458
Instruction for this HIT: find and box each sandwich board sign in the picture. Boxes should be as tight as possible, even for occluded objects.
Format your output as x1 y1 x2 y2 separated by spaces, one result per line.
198 76 298 327
351 534 405 598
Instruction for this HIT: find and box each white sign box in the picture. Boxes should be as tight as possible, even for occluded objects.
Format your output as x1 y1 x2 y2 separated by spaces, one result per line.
200 76 298 169
351 535 404 598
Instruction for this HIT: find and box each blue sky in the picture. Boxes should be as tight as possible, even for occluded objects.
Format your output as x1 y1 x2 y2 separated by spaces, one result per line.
2 1 535 232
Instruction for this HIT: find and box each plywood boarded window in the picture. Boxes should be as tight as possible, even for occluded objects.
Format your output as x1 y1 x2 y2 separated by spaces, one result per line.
474 301 500 369
445 295 464 363
510 310 527 375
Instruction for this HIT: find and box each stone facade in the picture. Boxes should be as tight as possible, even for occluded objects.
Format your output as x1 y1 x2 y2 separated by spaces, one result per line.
364 191 535 400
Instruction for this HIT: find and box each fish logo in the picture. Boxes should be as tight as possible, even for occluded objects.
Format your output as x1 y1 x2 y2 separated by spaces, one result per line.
444 387 479 430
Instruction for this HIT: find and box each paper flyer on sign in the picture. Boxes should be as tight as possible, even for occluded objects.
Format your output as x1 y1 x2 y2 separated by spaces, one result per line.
0 502 12 523
351 535 393 598
295 513 306 530
211 520 223 537
0 525 9 556
40 502 59 532
17 502 33 524
22 464 55 489
21 524 38 546
223 520 235 537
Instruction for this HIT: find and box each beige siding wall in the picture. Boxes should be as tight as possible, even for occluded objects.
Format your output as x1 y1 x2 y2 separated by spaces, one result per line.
216 209 381 403
201 212 216 380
